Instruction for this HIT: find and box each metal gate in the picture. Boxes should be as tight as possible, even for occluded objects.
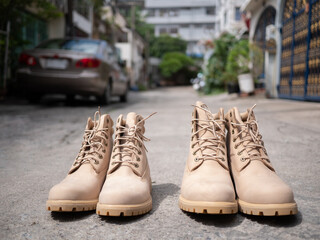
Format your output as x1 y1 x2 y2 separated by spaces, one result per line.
279 0 320 101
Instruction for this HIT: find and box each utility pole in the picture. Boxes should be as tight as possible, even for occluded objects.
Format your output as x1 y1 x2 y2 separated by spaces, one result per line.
66 0 74 37
130 5 136 87
3 21 10 90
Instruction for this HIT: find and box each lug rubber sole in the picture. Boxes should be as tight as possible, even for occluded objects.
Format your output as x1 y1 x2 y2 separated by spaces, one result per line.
46 199 98 212
179 195 238 214
96 198 152 216
238 199 298 216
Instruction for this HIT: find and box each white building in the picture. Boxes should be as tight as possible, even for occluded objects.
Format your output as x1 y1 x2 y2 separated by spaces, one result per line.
218 0 247 36
102 6 147 87
145 0 220 57
241 0 278 98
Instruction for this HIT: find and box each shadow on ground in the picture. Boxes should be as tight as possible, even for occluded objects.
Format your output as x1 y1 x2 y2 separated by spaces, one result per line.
180 207 302 228
50 210 95 222
184 211 242 228
98 183 179 224
241 211 302 227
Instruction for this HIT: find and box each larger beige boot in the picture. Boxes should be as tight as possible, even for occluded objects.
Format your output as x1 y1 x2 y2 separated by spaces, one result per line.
97 112 155 216
179 101 238 214
225 105 298 216
46 110 113 212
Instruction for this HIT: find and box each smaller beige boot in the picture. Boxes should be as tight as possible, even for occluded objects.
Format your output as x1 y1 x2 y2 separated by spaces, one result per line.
46 109 113 212
179 101 238 214
97 112 155 216
225 105 298 216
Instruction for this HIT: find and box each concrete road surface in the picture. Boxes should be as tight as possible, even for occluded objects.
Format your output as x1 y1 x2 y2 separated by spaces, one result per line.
0 87 319 239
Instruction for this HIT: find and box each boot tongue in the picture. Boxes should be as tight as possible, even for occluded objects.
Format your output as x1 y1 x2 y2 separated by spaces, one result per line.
86 117 94 130
195 101 224 157
125 112 139 131
237 106 260 156
120 112 141 162
195 101 221 139
94 114 108 130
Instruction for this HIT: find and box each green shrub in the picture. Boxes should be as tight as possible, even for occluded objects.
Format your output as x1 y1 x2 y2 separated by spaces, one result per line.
159 52 194 78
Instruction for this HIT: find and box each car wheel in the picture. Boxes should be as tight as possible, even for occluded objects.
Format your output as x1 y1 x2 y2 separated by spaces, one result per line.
119 85 128 103
66 94 75 105
98 84 111 105
27 94 42 104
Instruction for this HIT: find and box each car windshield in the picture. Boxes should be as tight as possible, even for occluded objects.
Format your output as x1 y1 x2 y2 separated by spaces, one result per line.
36 39 100 54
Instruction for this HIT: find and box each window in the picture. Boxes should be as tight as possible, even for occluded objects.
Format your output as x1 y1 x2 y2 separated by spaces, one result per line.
159 28 167 34
180 24 189 28
205 23 215 30
169 10 178 17
194 24 203 28
170 28 178 34
235 7 241 21
206 7 216 15
160 9 167 16
37 39 100 54
224 12 227 24
148 9 155 17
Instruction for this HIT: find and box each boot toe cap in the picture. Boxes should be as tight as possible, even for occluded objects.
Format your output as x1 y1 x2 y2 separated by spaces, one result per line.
99 178 151 205
48 182 97 201
240 181 295 204
181 180 236 203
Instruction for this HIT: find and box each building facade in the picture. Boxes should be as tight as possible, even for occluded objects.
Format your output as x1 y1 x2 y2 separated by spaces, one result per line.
102 6 148 87
219 0 247 36
145 0 220 57
243 0 320 101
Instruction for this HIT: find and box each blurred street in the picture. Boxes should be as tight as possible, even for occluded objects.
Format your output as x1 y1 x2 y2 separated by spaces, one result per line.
0 86 319 239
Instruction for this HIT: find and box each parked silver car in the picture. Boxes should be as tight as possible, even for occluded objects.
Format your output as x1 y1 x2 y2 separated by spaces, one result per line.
17 38 129 104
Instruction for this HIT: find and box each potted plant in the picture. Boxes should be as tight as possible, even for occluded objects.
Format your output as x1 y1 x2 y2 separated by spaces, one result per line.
222 72 240 94
226 40 254 93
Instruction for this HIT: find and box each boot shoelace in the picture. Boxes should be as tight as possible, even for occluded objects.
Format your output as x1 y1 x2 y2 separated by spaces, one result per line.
191 105 226 162
112 112 156 168
74 109 109 166
231 105 269 162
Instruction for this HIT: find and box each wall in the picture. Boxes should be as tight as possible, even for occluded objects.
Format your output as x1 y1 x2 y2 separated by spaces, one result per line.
48 17 65 38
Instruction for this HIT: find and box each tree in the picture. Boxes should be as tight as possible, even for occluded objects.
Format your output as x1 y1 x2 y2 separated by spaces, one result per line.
159 52 194 78
204 33 237 93
150 35 187 58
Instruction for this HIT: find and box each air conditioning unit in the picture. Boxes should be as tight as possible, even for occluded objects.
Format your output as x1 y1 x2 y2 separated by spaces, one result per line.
266 24 276 41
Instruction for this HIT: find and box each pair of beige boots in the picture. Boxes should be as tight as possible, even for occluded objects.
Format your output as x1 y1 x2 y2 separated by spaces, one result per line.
47 110 154 216
179 101 298 216
47 101 298 217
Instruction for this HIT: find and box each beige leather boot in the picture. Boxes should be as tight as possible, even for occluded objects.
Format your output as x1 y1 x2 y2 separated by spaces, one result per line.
97 112 155 216
46 109 113 212
179 101 238 214
225 105 298 216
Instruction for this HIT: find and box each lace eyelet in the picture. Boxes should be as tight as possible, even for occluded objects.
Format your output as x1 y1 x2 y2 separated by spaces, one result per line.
135 163 139 168
138 151 142 155
99 155 103 159
102 149 106 153
237 152 242 156
194 158 199 162
232 138 236 142
240 157 246 162
112 156 115 159
137 158 141 162
94 160 99 165
193 152 196 156
232 129 235 134
112 162 116 165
